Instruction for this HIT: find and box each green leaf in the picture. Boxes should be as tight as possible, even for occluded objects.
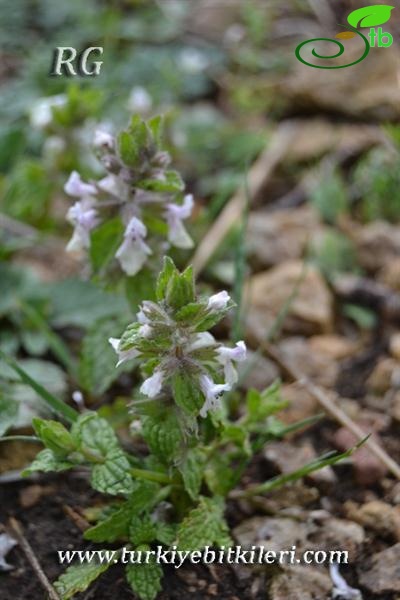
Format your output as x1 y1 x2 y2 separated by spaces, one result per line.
79 318 132 396
130 515 156 545
84 481 160 542
118 130 140 167
156 257 178 301
172 370 203 416
126 560 163 600
347 5 394 28
142 410 183 462
178 449 205 500
91 448 134 496
245 381 286 424
23 448 74 476
32 418 76 456
54 560 112 600
139 170 184 193
155 522 177 545
148 115 164 147
175 496 231 550
48 278 128 329
72 413 134 495
0 396 18 436
90 217 124 273
84 503 132 542
165 267 195 310
0 351 78 423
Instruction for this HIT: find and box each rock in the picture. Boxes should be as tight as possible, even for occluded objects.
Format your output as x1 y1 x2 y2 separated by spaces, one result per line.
367 358 400 394
352 221 400 273
378 257 400 291
264 441 336 484
284 43 400 120
233 517 309 555
389 334 400 360
280 383 319 425
245 483 319 514
247 206 321 270
247 261 333 339
270 566 332 600
278 337 338 388
333 428 388 486
391 392 400 423
238 351 279 391
234 516 364 563
309 335 358 361
358 543 400 594
345 500 400 541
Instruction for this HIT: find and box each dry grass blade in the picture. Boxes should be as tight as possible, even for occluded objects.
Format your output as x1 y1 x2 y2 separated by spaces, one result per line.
191 122 297 275
8 517 61 600
261 341 400 481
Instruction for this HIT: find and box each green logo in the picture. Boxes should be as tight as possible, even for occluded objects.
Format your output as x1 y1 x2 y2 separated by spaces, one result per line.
295 4 395 69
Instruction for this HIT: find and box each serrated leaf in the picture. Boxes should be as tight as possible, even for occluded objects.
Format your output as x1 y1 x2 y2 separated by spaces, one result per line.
175 496 230 551
84 481 160 542
23 448 74 476
118 130 140 167
72 412 119 455
91 448 134 495
347 5 394 28
165 269 195 310
130 515 156 545
142 410 182 462
178 449 205 500
156 257 178 301
54 560 111 599
172 370 203 416
79 318 132 396
126 560 163 600
156 522 177 545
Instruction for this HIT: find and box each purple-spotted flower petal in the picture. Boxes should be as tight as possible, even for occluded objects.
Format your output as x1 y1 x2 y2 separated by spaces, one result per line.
116 217 152 276
66 199 99 252
199 374 230 418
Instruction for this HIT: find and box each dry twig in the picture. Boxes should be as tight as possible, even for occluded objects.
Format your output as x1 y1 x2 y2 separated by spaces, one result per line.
261 341 400 481
191 123 297 275
8 517 60 600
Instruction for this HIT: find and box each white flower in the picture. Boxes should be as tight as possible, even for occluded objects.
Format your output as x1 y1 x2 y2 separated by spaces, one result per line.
187 332 216 352
207 290 230 311
138 324 153 338
98 174 128 199
64 171 97 197
127 86 153 113
116 217 152 276
216 341 247 386
93 129 114 150
164 194 194 249
137 308 151 325
30 94 67 129
109 337 140 367
140 370 164 398
199 374 230 418
66 198 99 252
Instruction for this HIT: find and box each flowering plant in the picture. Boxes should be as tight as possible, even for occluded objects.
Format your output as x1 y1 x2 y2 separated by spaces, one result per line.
3 116 355 600
64 116 194 287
